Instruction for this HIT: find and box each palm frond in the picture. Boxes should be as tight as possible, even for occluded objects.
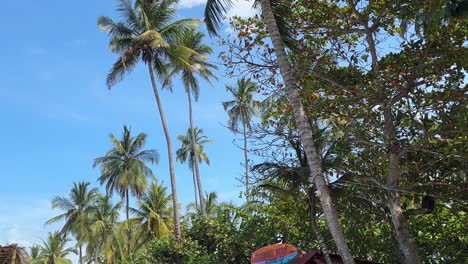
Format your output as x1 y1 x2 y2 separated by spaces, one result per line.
97 16 133 38
204 0 234 36
106 50 140 88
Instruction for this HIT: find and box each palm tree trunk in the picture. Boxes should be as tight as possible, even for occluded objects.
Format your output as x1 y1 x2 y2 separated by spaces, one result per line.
259 1 354 263
187 89 206 213
126 189 131 257
191 161 199 210
147 61 181 240
242 120 250 201
79 245 83 264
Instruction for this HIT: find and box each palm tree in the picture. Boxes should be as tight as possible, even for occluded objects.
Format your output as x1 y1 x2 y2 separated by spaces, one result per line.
37 232 76 264
30 245 44 264
46 182 98 264
129 181 173 249
204 191 219 217
204 1 356 262
98 0 200 241
93 125 158 255
86 195 124 264
222 78 261 200
166 28 218 214
186 191 230 218
176 127 212 210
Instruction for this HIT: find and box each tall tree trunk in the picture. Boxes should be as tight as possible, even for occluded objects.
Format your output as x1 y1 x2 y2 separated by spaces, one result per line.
191 160 199 210
364 18 420 262
384 108 421 264
242 120 250 201
259 1 354 263
126 189 131 257
79 245 83 264
147 62 181 240
187 89 206 213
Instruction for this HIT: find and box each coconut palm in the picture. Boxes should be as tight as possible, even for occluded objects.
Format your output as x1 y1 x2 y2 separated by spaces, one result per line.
204 1 355 262
128 181 173 249
30 245 44 264
98 0 200 241
204 191 220 216
176 127 212 210
166 28 218 214
36 232 76 264
46 182 98 264
222 78 261 200
86 195 124 264
93 125 158 255
186 191 226 216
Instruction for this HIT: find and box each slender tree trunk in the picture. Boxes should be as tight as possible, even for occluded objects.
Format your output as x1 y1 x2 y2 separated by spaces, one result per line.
191 161 199 210
259 1 354 263
126 189 131 257
384 108 421 264
366 16 420 260
147 62 181 240
79 245 83 264
187 89 206 213
242 121 250 201
307 188 332 264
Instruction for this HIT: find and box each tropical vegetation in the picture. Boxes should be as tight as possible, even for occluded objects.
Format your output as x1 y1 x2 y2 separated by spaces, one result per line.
24 0 467 264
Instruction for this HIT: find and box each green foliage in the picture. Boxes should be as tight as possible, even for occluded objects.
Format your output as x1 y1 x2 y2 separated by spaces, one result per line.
176 128 212 169
37 1 467 263
93 125 158 198
98 0 201 88
129 181 173 245
46 182 98 248
222 78 262 132
36 232 76 264
128 238 210 264
85 195 124 263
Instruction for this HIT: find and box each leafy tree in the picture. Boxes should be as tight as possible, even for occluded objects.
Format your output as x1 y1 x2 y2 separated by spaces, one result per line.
98 0 200 240
176 127 212 210
289 1 467 262
93 125 158 255
129 238 210 264
167 29 218 214
206 1 356 261
37 232 76 264
46 182 98 264
222 78 261 200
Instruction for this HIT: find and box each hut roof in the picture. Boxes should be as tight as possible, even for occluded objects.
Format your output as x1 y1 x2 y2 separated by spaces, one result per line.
0 244 30 264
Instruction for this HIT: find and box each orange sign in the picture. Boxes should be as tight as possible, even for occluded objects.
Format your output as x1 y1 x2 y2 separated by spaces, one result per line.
251 244 298 264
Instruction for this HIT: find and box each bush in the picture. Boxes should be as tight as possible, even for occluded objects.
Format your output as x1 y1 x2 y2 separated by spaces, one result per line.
129 238 212 264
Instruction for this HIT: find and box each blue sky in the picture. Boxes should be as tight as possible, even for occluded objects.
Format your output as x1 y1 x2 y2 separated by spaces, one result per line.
0 0 257 257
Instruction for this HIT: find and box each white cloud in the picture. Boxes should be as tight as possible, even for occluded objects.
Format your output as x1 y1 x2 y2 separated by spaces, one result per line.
223 0 258 34
177 0 206 9
226 0 257 19
176 0 257 19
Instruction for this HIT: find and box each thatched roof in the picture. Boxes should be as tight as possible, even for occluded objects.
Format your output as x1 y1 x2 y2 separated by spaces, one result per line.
0 245 30 264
